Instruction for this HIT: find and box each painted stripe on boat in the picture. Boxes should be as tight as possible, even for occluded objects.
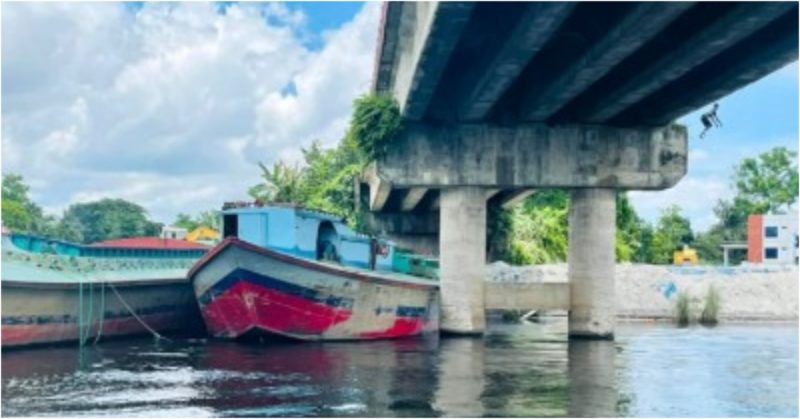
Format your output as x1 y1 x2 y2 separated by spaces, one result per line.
197 268 355 310
1 304 183 326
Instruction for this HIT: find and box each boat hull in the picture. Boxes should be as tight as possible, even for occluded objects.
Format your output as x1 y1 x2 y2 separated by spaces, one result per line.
189 238 440 341
1 279 197 348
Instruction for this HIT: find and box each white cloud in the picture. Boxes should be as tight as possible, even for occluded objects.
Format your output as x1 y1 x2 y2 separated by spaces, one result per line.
2 2 381 223
629 176 733 231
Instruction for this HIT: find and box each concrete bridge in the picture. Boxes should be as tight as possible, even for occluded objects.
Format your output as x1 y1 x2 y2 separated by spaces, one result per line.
357 1 799 338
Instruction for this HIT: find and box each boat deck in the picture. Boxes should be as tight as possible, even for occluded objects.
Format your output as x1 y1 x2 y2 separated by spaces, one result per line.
2 250 192 284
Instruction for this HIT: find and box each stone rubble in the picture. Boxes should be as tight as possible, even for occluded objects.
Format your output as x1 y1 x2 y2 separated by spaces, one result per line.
486 262 799 321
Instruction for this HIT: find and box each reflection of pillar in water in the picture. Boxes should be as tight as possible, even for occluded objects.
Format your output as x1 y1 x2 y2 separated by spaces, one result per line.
433 338 486 417
568 340 618 417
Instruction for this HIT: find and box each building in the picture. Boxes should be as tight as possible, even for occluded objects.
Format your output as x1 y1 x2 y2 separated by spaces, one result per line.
160 226 188 240
747 213 799 265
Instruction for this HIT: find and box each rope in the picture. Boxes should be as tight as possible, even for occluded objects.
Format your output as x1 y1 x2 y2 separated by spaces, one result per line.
78 272 85 346
93 282 106 345
108 283 171 342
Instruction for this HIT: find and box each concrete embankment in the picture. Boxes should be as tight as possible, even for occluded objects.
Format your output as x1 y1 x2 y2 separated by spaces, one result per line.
487 262 798 321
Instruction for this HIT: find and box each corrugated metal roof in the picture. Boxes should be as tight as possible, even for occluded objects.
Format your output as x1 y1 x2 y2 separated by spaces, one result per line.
90 237 211 250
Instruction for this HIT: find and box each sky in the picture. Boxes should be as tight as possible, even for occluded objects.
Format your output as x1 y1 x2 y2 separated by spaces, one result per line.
1 2 798 232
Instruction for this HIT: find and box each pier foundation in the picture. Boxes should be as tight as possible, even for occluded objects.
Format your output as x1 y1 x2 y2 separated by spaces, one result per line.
439 187 486 334
568 188 616 339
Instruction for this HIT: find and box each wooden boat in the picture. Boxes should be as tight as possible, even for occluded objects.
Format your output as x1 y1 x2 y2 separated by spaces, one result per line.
1 233 204 348
188 204 440 341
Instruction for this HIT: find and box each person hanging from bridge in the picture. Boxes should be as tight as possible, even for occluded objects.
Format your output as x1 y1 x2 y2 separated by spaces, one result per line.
699 103 722 139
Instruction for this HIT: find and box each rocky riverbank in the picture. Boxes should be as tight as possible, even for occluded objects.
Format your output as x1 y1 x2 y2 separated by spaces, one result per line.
486 262 798 321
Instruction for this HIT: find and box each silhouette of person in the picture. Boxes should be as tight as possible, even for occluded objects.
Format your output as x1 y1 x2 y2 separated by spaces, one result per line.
699 103 722 138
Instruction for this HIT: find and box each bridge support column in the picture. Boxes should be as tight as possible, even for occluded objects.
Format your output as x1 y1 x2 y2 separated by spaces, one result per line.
568 188 616 339
439 187 486 334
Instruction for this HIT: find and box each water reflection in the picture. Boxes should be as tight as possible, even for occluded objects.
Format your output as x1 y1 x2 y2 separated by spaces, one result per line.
567 340 617 417
434 338 486 417
2 320 797 417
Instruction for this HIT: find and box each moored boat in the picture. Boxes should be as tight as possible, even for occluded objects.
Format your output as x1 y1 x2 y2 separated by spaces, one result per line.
188 204 440 341
1 232 205 348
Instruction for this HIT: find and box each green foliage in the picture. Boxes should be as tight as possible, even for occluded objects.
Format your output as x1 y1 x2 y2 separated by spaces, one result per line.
733 147 798 213
61 198 162 244
486 204 514 262
2 173 50 234
700 285 721 326
694 147 797 265
173 210 220 231
248 161 306 204
248 137 367 229
488 190 648 265
2 173 30 203
349 94 401 160
507 197 569 265
650 205 694 264
675 292 691 327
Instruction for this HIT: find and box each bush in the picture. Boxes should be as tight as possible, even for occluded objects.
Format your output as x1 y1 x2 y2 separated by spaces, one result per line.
699 285 721 326
675 292 691 327
349 94 401 160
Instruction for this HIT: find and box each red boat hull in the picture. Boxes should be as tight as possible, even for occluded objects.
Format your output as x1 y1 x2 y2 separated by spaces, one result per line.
1 280 197 348
189 238 439 341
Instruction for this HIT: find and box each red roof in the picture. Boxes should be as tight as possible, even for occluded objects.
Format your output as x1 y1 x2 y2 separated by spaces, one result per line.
90 237 211 250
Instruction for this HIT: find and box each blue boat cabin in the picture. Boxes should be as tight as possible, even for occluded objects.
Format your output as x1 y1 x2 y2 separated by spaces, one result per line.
221 204 397 272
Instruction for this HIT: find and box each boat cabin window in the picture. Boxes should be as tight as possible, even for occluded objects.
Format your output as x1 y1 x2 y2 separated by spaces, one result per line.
317 221 340 263
223 214 238 238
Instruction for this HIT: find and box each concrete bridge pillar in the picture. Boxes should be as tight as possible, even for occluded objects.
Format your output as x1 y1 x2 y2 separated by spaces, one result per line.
568 188 616 339
439 186 486 334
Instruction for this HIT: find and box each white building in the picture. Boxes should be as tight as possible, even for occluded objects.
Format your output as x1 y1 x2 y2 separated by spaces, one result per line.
748 213 798 265
160 226 188 240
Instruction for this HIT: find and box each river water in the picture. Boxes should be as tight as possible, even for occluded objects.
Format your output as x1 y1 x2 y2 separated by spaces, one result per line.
2 318 797 417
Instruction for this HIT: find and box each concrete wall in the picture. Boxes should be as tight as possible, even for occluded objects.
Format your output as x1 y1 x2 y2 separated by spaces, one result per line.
377 123 687 190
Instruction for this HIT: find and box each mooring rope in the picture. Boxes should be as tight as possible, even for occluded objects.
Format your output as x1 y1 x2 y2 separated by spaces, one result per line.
108 283 171 342
93 282 106 345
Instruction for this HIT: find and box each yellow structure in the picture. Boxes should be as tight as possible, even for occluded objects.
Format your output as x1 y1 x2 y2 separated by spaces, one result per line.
186 226 220 243
673 245 699 265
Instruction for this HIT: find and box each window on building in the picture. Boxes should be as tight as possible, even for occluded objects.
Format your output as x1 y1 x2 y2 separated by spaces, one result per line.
765 247 779 259
765 226 779 238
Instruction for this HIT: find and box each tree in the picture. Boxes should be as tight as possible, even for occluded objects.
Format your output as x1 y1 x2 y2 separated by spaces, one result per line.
1 199 32 231
650 205 694 264
173 210 221 231
173 213 199 231
60 198 161 244
733 147 798 214
694 147 798 264
248 161 306 204
1 173 51 234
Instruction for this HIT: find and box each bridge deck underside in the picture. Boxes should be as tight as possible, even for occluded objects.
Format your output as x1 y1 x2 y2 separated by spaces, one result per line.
377 1 798 128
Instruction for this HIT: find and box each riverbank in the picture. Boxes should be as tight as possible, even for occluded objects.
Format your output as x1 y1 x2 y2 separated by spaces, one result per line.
486 263 798 322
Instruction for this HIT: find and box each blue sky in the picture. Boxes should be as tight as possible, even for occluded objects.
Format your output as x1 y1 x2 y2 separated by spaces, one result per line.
2 2 797 232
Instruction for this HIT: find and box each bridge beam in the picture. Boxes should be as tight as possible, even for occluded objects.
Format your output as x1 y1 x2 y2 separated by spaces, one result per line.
381 2 475 120
580 2 795 123
521 2 691 121
458 2 575 121
376 123 687 190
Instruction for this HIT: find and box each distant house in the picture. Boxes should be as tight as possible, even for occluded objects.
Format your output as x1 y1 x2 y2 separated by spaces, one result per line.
160 226 188 240
747 213 799 265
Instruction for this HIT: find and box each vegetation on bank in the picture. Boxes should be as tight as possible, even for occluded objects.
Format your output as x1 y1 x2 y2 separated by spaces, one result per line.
675 292 691 327
699 286 721 326
674 286 722 327
2 93 796 264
